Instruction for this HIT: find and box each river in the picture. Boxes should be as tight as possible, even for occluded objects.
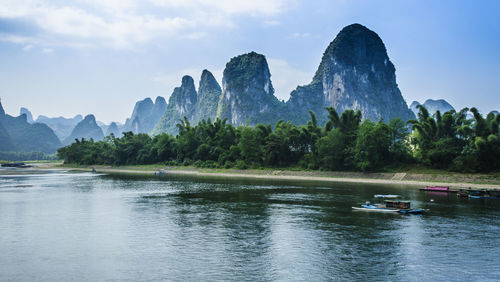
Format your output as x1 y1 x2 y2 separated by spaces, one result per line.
0 169 499 281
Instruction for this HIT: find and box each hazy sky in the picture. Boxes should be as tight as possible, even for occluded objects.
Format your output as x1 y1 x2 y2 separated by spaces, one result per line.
1 0 499 123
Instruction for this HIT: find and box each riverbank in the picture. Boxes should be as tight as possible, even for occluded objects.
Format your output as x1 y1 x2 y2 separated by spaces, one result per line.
36 163 500 190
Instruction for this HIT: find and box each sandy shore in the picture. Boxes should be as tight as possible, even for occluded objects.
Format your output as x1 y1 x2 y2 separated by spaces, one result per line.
45 164 500 190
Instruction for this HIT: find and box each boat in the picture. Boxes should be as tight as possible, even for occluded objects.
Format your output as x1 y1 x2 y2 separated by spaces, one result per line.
352 200 425 214
374 194 399 198
1 162 32 168
468 189 500 199
420 186 457 193
457 189 500 199
457 189 471 198
352 202 400 213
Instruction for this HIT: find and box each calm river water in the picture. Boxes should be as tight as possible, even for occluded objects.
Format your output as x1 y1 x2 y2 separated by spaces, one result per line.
0 169 499 281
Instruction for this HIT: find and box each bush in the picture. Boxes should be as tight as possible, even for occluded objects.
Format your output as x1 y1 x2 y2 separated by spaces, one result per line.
235 160 248 169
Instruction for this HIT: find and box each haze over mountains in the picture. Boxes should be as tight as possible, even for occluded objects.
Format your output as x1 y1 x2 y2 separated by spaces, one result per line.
3 23 492 155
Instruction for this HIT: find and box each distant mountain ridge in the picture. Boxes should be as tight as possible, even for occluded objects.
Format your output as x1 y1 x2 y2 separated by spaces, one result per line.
63 114 104 145
410 99 455 116
36 114 83 140
6 23 425 145
123 96 167 134
0 100 61 153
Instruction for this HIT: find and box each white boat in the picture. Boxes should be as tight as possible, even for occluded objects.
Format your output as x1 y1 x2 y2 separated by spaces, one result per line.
374 194 399 198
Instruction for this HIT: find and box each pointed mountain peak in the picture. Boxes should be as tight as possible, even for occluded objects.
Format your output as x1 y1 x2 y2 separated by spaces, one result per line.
84 114 95 120
410 101 421 108
314 23 391 82
20 107 34 123
64 114 104 145
181 75 194 85
223 51 274 96
217 51 282 125
199 69 221 93
154 96 166 105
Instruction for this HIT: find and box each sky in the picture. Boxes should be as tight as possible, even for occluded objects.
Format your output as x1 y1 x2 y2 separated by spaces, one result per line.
0 0 499 123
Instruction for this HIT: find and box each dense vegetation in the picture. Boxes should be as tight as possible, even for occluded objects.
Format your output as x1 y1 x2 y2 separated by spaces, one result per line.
58 106 500 172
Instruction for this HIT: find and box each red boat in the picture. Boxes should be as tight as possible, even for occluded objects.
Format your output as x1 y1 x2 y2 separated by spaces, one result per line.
420 186 457 193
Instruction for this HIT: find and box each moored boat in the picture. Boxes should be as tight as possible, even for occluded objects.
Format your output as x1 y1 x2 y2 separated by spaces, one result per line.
420 186 457 193
352 202 400 213
352 200 425 214
1 162 32 168
457 189 500 199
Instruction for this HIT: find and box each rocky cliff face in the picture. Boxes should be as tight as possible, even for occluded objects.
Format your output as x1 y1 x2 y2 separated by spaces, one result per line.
192 69 222 124
153 76 197 135
63 114 104 145
0 100 61 153
286 23 414 125
217 52 283 125
19 107 34 123
146 96 167 131
37 114 83 140
123 96 167 134
123 98 154 133
410 99 455 116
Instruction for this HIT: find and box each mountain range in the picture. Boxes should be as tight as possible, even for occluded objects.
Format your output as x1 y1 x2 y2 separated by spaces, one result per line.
4 23 477 154
153 23 415 134
0 100 61 153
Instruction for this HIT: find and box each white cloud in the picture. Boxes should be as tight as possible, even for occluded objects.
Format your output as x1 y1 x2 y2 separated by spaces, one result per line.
267 58 311 101
263 20 281 26
0 33 36 44
22 44 33 51
150 0 293 16
42 47 54 53
291 32 310 39
0 0 295 49
183 31 208 40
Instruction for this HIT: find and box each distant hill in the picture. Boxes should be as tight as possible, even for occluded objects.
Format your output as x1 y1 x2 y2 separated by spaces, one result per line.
37 114 83 140
63 114 104 145
0 101 61 153
105 122 121 137
410 99 455 116
0 120 15 151
123 96 167 134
